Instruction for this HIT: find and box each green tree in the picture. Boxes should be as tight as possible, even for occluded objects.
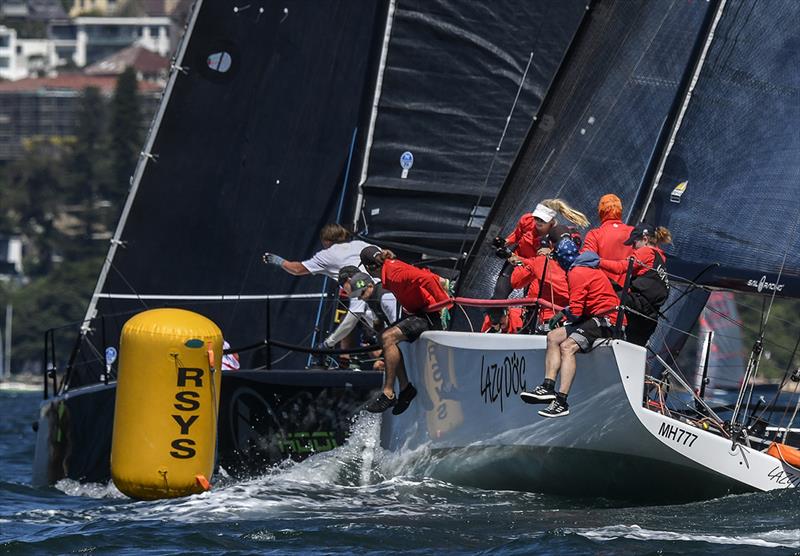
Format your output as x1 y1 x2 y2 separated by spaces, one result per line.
70 86 111 253
7 256 104 374
109 67 142 207
0 137 72 276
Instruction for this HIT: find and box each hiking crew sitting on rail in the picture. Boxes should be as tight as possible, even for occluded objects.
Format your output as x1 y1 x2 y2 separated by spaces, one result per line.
582 194 634 286
520 238 624 418
487 199 589 331
359 246 452 414
599 223 671 347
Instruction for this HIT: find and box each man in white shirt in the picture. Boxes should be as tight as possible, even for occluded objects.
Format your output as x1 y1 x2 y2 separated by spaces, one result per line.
262 223 372 279
262 223 379 363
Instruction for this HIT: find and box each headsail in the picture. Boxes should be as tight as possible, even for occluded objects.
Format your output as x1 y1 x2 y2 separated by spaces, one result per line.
458 0 714 300
355 0 588 259
642 0 800 297
66 1 385 387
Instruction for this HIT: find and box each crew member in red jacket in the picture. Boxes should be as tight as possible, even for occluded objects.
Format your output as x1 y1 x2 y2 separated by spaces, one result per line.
487 199 588 330
358 246 452 414
504 252 570 332
520 238 622 418
581 194 634 286
599 223 671 346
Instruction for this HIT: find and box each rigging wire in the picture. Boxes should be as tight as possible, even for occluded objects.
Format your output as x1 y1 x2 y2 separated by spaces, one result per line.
450 50 534 271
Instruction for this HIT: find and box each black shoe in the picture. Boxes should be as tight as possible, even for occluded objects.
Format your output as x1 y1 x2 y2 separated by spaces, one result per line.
365 393 396 413
520 384 556 404
392 383 417 415
538 399 570 418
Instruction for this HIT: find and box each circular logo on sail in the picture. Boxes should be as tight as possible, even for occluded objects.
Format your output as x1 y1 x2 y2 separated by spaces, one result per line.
207 51 232 73
400 151 414 170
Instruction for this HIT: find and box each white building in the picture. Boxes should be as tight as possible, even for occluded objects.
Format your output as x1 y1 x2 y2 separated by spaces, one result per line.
0 25 59 81
49 16 171 68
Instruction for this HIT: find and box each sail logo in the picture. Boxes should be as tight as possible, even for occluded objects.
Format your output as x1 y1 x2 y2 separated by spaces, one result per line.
747 275 784 293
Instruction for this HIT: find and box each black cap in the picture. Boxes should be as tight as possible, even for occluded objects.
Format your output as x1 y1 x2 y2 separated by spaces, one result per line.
338 265 361 286
360 245 382 268
624 223 654 246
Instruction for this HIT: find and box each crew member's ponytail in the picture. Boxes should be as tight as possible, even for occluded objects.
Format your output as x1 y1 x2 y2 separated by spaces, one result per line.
376 249 396 264
653 227 672 246
542 198 590 228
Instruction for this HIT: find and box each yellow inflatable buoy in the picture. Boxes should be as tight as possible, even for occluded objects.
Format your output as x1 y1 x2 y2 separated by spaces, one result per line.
111 308 222 500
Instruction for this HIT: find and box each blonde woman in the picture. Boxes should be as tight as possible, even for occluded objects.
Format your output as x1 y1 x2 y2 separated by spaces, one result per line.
487 199 589 331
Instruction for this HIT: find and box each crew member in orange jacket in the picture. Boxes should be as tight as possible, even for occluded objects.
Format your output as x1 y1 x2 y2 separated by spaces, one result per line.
358 246 452 414
581 194 634 286
520 238 623 418
599 223 671 346
507 252 570 330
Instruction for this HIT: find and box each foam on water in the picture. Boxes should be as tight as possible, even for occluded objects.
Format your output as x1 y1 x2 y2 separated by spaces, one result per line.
573 524 800 548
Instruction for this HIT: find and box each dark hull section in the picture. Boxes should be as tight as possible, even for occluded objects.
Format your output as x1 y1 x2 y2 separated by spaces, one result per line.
421 445 753 504
32 370 381 487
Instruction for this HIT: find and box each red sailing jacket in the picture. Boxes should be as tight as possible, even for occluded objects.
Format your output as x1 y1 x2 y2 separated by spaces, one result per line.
581 219 635 285
381 259 450 315
480 308 524 333
566 265 623 326
505 213 542 259
510 256 569 319
599 246 667 278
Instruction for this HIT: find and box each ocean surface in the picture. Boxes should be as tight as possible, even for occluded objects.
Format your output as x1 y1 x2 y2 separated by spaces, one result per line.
2 390 800 555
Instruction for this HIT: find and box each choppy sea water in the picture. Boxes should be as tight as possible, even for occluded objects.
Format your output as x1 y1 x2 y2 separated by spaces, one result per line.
2 390 800 555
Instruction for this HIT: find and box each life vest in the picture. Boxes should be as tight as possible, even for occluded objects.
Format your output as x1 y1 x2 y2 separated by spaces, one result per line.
364 283 396 326
626 249 669 319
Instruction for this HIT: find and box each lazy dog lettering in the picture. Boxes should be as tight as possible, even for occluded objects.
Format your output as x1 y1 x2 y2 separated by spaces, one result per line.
480 353 527 412
170 367 203 459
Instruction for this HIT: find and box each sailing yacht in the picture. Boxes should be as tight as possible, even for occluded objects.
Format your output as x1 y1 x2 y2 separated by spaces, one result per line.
378 0 800 500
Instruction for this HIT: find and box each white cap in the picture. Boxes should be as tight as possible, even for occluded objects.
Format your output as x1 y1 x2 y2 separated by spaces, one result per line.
531 204 557 223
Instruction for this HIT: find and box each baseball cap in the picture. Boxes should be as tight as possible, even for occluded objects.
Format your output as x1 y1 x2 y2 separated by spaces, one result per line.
348 272 374 298
359 245 382 268
338 265 361 286
624 223 654 245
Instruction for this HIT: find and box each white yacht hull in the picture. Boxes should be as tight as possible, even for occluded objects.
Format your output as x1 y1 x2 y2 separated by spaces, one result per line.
383 332 799 500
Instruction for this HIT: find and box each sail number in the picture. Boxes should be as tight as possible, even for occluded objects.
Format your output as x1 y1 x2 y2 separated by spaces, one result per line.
658 421 698 447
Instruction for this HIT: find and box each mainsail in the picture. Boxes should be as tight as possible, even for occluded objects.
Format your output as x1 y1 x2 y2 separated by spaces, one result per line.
641 0 800 297
355 0 587 259
66 1 386 386
458 0 714 300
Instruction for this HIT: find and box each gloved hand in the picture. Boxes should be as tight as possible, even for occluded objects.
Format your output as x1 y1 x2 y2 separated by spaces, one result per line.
491 235 506 248
495 246 514 259
547 310 565 329
440 307 452 329
262 252 286 266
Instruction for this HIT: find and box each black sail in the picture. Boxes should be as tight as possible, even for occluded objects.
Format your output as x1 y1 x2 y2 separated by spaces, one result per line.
66 1 385 386
458 0 713 301
642 0 800 297
356 0 587 259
